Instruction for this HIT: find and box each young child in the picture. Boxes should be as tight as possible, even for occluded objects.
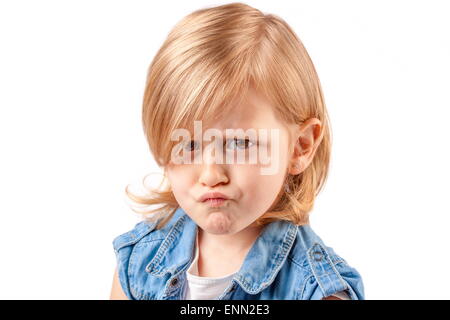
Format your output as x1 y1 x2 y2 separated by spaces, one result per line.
110 2 365 300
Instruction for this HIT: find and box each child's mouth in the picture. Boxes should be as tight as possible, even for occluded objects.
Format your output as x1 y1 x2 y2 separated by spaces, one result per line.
203 198 227 207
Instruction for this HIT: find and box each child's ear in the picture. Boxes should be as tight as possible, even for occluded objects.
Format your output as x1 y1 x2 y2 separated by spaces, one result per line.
288 118 323 175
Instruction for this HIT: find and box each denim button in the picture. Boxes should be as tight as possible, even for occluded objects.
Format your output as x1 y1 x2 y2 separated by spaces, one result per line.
170 277 178 286
313 250 323 261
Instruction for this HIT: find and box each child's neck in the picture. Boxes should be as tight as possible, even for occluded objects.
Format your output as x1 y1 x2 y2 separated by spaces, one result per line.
196 225 263 278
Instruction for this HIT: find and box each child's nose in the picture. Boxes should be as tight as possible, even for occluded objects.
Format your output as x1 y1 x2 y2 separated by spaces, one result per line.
198 164 229 187
198 145 229 186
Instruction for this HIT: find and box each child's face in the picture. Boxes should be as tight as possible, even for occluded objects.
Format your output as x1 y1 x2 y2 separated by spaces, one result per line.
166 87 300 235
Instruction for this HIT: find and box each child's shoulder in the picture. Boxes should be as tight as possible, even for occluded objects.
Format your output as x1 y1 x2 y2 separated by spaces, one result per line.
112 219 158 253
112 208 184 253
288 223 351 269
289 223 365 299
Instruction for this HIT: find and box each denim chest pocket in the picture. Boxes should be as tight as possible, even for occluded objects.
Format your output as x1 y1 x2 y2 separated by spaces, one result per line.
127 239 167 299
113 220 164 300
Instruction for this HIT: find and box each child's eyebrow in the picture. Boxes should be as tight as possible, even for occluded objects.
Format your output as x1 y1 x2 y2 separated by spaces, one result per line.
197 129 274 136
181 126 278 141
200 127 277 132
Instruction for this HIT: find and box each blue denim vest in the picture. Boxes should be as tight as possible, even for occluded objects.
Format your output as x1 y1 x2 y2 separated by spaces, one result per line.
113 207 365 300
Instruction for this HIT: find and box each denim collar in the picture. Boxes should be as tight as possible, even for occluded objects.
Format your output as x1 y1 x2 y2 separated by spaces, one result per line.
145 207 298 295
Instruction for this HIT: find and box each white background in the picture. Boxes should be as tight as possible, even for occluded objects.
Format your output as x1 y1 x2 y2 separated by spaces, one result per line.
0 0 449 299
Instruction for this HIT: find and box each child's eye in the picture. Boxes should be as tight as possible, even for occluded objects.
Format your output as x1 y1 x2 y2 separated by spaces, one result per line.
225 138 256 150
182 138 257 153
183 140 200 152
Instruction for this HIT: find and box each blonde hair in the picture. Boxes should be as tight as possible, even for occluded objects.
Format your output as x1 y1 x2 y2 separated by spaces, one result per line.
125 2 332 230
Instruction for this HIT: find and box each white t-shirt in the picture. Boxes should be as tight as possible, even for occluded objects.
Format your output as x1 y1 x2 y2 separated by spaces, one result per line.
183 229 350 300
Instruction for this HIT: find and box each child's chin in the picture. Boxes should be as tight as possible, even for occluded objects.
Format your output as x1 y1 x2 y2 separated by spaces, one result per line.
203 211 234 234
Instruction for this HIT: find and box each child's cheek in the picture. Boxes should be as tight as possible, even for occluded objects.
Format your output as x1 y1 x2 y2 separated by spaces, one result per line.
239 165 285 211
166 167 191 197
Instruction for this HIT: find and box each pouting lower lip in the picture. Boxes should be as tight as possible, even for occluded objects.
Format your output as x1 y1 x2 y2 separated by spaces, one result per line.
203 198 227 206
